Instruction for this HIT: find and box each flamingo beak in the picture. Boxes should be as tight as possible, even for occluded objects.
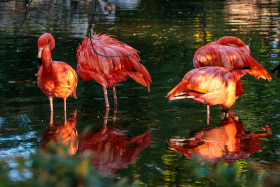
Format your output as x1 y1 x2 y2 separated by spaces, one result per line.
37 48 43 66
168 92 195 100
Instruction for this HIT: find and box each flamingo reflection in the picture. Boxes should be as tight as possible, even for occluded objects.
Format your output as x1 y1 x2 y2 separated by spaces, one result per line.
168 111 271 163
39 110 78 155
79 108 151 175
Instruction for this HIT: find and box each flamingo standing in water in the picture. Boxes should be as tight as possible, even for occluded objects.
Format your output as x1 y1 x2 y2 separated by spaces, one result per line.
193 36 271 97
76 33 152 108
166 67 248 125
37 33 78 122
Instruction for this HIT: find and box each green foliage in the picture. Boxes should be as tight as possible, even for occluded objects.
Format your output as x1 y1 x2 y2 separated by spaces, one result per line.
1 144 280 186
160 150 280 186
0 144 129 187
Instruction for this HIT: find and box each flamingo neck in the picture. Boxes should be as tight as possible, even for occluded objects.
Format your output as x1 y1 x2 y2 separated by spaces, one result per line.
41 45 52 70
223 79 236 108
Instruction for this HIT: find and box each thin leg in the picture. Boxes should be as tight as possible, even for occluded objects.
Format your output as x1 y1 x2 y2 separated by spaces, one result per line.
113 86 118 106
64 98 67 123
103 86 110 108
207 105 210 126
49 98 53 124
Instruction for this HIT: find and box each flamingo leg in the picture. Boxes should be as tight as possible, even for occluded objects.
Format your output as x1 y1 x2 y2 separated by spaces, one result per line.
49 97 53 124
113 86 118 107
103 86 110 108
207 105 210 126
64 98 67 122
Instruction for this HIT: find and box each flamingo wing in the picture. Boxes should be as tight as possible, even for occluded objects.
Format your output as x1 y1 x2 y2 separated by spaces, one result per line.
76 33 152 90
52 61 78 99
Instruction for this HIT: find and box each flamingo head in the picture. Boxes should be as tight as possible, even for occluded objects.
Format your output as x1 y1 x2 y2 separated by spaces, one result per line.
37 33 55 65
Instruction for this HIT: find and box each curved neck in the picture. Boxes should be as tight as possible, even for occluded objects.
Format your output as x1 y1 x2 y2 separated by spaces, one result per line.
42 44 52 70
224 79 236 108
218 36 246 47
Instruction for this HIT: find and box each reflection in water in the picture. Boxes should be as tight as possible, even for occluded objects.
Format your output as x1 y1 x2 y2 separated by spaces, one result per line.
79 108 151 175
97 0 116 13
39 110 78 155
0 0 117 37
224 0 280 36
115 0 140 10
168 111 271 163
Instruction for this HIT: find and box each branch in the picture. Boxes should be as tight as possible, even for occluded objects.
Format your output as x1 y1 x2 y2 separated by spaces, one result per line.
20 0 52 31
89 0 132 58
20 0 34 27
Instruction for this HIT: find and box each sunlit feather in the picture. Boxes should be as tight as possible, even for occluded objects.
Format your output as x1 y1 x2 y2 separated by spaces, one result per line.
193 36 271 80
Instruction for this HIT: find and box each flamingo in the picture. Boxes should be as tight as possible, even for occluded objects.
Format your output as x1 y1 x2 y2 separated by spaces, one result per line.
193 36 271 80
76 33 152 108
166 67 248 125
193 36 271 98
37 33 78 121
193 36 271 97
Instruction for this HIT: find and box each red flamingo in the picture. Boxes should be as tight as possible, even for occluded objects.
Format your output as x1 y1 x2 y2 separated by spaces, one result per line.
193 36 271 98
193 36 271 80
166 67 248 125
37 33 78 121
76 33 152 108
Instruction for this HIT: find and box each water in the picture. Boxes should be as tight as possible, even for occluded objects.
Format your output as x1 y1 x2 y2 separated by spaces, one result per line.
0 0 280 185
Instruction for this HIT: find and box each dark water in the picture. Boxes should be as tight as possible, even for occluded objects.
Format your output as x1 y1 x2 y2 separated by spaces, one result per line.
1 0 280 185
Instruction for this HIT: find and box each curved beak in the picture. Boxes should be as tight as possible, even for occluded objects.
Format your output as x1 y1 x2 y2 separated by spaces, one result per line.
37 48 43 66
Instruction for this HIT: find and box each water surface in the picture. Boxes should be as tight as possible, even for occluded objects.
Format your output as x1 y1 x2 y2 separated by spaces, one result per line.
1 0 280 185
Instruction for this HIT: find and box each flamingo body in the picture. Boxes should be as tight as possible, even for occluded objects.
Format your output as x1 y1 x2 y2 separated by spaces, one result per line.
76 33 151 107
166 67 246 108
37 33 78 114
37 61 78 99
193 36 271 81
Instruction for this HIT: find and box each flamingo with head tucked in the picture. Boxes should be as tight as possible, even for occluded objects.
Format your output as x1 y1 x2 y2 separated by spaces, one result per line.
76 33 152 108
37 33 78 121
193 36 271 98
166 67 249 125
